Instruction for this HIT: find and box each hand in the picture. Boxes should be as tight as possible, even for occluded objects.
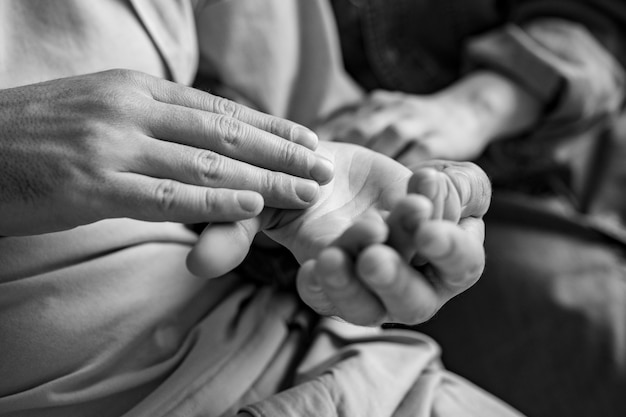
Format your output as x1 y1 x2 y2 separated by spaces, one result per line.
296 159 490 326
187 142 491 326
187 141 411 276
316 90 488 164
0 69 334 235
316 71 542 165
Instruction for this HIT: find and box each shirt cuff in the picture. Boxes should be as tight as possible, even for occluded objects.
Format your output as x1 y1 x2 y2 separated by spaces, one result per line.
465 19 625 139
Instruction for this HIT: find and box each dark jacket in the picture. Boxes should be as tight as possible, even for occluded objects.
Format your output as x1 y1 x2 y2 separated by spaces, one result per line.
332 0 626 232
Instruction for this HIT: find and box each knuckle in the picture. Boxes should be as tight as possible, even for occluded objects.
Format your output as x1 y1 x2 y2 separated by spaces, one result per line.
90 87 142 119
471 166 492 211
287 123 302 143
277 142 302 170
200 189 220 214
260 172 291 205
212 96 240 118
104 68 143 86
194 150 224 183
215 115 244 148
261 170 281 195
448 162 492 215
154 180 179 213
268 116 290 139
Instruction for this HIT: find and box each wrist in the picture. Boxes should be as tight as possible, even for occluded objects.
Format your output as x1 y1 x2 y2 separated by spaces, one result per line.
436 70 543 145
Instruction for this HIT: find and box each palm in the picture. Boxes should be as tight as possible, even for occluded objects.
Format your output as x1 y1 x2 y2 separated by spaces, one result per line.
264 141 411 263
188 141 412 279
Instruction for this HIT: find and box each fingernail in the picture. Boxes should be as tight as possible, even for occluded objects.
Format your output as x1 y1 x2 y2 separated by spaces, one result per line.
295 181 319 203
237 192 262 213
310 156 334 184
293 126 318 149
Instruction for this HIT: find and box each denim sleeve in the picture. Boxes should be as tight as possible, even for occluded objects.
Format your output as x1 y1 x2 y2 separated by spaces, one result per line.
465 18 625 139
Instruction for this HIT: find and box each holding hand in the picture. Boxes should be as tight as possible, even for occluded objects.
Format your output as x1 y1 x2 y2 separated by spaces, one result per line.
316 71 542 165
316 89 488 164
0 69 333 235
297 159 490 326
187 142 491 326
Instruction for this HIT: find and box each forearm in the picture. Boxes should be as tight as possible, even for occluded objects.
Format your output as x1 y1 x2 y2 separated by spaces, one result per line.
464 18 625 139
434 70 543 146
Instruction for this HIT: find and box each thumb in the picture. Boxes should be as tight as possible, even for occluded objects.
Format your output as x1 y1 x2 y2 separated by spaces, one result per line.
186 216 264 278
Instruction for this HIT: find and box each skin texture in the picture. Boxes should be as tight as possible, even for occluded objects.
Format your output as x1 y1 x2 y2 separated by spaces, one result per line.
0 69 334 236
316 71 543 164
188 141 490 327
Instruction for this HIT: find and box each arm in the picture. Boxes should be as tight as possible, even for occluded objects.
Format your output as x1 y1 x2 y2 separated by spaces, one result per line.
318 0 626 164
466 12 625 139
316 70 542 162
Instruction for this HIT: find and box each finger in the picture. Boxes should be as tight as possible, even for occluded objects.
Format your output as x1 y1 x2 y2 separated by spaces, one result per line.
133 139 322 208
145 102 334 185
331 209 388 256
414 220 485 292
186 216 263 278
143 76 320 149
329 94 399 144
187 208 284 278
338 104 403 145
408 161 491 218
357 244 440 325
395 140 432 166
443 163 491 218
384 194 433 260
314 247 386 326
314 102 363 141
296 259 338 317
370 117 433 163
368 125 412 158
105 173 264 223
353 107 401 144
408 168 461 222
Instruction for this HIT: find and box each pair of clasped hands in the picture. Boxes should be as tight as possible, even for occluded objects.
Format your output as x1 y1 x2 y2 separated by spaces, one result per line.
0 70 490 326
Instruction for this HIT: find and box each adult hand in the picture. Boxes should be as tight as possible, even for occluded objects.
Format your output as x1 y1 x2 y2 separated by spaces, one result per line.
0 69 334 235
317 71 541 165
187 142 491 326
